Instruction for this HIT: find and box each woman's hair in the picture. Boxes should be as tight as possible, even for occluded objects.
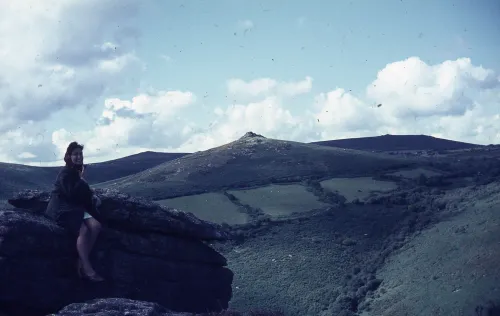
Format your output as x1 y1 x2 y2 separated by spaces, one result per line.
64 141 84 167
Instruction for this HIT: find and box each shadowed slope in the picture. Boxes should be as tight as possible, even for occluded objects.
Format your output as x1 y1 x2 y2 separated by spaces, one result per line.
73 151 187 184
311 134 481 152
0 163 56 200
95 132 417 200
0 152 186 199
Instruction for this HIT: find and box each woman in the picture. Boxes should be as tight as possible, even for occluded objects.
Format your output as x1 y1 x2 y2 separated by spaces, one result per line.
45 141 104 282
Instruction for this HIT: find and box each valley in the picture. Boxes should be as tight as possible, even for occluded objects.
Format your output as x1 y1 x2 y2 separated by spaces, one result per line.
1 133 499 316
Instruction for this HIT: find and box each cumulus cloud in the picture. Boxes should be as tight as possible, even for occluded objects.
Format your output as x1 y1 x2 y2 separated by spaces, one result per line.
0 121 60 165
183 57 500 151
160 55 173 63
179 97 307 152
238 19 254 32
366 57 499 119
227 78 277 97
51 90 196 160
227 76 313 98
1 2 499 170
0 0 143 164
0 0 142 133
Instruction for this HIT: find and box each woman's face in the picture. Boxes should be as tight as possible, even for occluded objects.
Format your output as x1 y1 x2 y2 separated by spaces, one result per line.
70 148 84 165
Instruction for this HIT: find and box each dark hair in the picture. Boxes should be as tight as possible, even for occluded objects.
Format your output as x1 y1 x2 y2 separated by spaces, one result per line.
64 141 84 167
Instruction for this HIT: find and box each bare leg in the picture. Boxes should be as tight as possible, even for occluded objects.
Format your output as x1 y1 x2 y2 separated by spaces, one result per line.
76 220 103 281
76 223 93 274
84 217 102 254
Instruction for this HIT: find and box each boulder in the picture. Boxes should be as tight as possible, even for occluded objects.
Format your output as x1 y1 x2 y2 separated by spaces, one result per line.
8 188 231 240
50 298 194 316
1 189 233 316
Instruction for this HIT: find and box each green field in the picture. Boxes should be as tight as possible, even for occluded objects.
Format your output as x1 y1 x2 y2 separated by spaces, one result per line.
387 167 442 179
320 177 398 202
155 193 250 225
228 184 329 217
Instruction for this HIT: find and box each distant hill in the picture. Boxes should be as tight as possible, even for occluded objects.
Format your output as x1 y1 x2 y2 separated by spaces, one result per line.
311 134 482 152
0 151 187 199
75 151 187 184
95 132 417 200
0 162 57 200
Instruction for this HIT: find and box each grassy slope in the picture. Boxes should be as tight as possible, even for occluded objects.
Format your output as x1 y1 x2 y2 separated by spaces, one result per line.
0 152 185 199
95 134 416 200
75 151 187 184
213 182 500 316
215 200 425 316
360 183 500 316
1 134 499 315
0 162 57 199
311 134 482 152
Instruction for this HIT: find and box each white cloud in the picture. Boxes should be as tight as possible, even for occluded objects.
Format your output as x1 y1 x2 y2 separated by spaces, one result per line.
51 90 196 162
160 54 172 63
182 57 500 151
179 97 304 152
314 88 379 131
18 152 36 159
1 2 499 171
366 57 498 119
0 0 144 164
227 77 313 98
278 77 313 97
104 91 195 120
0 0 142 133
227 78 277 97
238 19 254 32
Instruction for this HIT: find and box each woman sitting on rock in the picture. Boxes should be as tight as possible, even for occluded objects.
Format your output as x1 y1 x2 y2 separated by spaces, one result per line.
45 141 104 282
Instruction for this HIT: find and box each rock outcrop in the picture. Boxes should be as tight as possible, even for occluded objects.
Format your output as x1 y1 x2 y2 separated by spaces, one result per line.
51 298 194 316
50 297 285 316
1 189 233 316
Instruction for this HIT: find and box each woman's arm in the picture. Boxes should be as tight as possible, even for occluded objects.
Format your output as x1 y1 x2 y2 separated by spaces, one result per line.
76 179 94 213
56 168 94 211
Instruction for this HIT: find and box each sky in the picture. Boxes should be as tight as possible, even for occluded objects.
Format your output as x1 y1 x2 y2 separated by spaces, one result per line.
0 0 499 166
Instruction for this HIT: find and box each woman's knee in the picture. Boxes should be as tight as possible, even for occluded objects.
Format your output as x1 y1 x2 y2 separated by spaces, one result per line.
79 222 89 236
86 218 102 232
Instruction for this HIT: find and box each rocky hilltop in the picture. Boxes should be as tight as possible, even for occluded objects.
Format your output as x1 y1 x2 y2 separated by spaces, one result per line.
96 131 415 200
1 189 233 316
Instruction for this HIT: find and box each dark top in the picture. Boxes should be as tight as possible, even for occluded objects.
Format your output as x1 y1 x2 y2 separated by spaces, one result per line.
53 165 94 213
45 165 101 235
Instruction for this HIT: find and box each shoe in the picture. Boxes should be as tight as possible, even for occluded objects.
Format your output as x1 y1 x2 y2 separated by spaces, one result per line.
82 272 105 282
77 260 104 282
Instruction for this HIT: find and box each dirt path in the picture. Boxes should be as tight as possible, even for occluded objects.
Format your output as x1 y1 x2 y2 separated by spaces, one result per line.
360 183 500 316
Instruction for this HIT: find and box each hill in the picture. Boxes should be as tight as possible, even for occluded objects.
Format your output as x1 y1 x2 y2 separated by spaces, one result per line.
94 132 417 200
0 151 186 200
68 151 187 184
1 132 500 315
311 134 482 152
0 162 57 200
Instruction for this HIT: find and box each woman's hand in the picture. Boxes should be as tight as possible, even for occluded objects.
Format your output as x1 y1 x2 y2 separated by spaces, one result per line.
92 194 102 208
78 165 85 179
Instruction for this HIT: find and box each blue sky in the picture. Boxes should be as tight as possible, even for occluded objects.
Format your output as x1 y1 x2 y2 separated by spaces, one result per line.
0 0 499 165
135 0 499 94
